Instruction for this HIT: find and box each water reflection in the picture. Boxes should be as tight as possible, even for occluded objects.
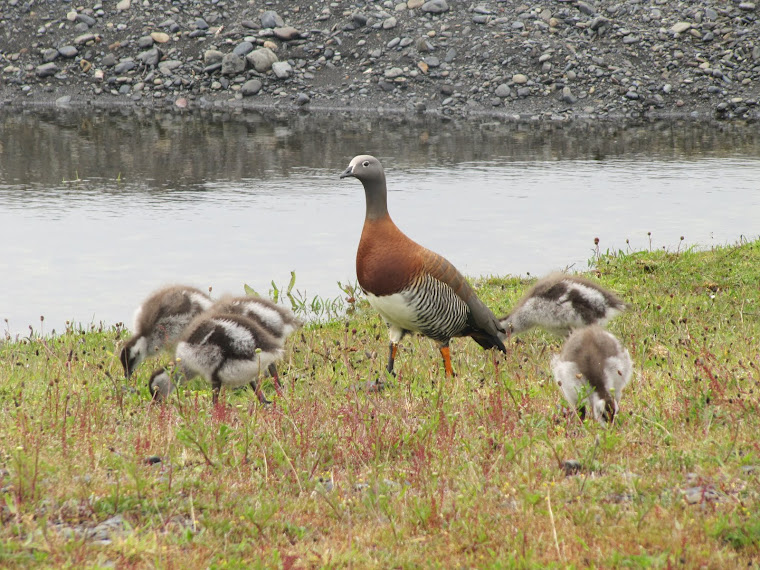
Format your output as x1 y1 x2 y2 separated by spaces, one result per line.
1 108 759 335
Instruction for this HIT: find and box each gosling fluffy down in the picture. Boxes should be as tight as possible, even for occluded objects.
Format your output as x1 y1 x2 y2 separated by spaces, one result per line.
207 295 303 390
501 273 626 337
149 312 285 405
120 285 213 377
551 325 633 424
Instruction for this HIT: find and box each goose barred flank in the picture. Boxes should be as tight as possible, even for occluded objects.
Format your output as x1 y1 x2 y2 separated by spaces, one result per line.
404 273 471 344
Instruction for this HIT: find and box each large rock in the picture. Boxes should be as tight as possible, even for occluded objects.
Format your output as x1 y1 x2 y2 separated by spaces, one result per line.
273 27 301 41
43 49 59 62
260 10 284 28
58 45 78 58
158 59 182 75
241 79 263 96
35 62 58 77
233 41 255 57
114 59 136 73
221 53 246 75
271 61 292 79
150 32 171 44
136 48 161 66
204 50 223 66
246 48 278 72
495 84 511 97
421 0 449 14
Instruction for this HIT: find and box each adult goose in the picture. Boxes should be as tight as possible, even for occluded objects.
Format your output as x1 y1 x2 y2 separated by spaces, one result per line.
340 154 506 382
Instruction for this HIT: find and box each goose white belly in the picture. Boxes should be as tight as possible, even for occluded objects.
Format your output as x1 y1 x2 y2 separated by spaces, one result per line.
366 292 419 333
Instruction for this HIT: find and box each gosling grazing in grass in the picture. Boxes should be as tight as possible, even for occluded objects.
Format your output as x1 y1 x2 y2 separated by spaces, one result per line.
149 313 284 405
119 285 213 378
551 325 632 424
500 273 626 338
209 295 303 391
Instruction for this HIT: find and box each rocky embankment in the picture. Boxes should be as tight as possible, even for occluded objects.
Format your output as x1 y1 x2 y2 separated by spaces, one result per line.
1 0 760 119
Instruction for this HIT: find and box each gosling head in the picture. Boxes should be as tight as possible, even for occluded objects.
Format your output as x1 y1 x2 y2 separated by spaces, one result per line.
148 367 176 401
120 336 148 378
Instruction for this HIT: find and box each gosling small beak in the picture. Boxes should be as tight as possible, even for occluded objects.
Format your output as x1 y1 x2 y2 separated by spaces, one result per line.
339 165 355 179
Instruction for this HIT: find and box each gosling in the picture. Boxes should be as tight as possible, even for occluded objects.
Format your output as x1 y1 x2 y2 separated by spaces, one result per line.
209 295 302 391
149 313 285 405
500 273 626 338
551 325 633 424
119 285 213 377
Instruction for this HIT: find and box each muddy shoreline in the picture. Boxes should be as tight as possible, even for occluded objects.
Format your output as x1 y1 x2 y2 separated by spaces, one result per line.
2 0 759 121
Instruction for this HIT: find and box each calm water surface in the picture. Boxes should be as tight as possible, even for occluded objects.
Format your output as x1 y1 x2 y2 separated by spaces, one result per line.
1 109 759 336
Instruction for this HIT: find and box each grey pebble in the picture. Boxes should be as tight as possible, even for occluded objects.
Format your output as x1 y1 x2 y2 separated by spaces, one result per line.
495 84 511 97
562 460 582 476
422 0 449 14
159 19 180 33
241 79 263 96
136 48 160 66
561 86 576 104
417 38 434 52
261 11 285 29
576 1 596 16
233 42 254 57
204 50 223 66
58 46 78 58
76 14 97 27
247 48 278 73
114 60 136 73
43 48 59 62
271 61 292 79
221 53 246 75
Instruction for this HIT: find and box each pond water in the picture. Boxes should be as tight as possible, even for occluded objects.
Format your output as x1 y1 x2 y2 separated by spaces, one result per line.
1 108 759 337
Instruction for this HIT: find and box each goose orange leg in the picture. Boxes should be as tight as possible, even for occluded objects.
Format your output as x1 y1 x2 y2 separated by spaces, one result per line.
386 341 399 375
439 345 455 377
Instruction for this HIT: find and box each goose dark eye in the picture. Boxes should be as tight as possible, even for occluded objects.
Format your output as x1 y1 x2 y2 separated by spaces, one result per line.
362 160 370 167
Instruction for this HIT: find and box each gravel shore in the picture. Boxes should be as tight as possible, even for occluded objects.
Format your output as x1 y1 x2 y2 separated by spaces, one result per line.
2 0 760 119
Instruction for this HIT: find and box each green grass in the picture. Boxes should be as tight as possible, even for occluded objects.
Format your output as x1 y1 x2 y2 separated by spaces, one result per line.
1 239 760 567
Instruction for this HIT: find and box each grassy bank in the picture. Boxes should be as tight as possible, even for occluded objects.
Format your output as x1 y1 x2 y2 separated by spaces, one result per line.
1 240 759 568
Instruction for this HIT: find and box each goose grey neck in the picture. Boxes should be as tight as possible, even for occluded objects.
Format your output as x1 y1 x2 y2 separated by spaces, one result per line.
362 175 389 221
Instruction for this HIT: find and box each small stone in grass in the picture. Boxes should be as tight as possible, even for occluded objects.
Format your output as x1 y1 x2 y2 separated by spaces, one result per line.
562 460 582 476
